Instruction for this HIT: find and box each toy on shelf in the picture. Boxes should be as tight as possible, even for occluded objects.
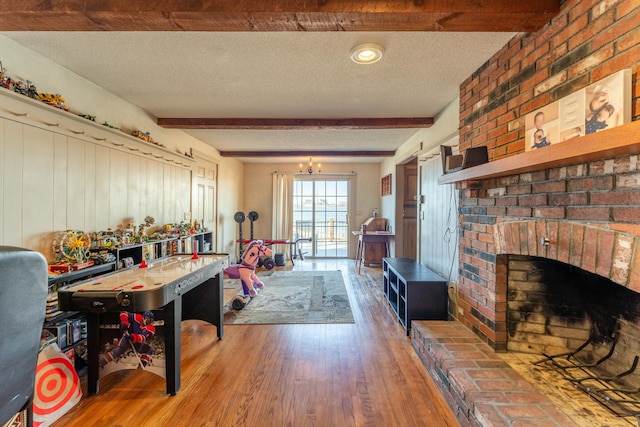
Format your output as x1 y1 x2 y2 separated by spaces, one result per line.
78 113 96 121
224 240 273 310
91 229 121 249
138 216 155 242
13 79 39 100
89 250 116 265
51 229 93 271
102 121 122 131
0 61 12 90
132 129 165 147
117 221 138 245
38 92 70 111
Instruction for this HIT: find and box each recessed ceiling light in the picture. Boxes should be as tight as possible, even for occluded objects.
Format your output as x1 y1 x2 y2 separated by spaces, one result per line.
350 43 384 64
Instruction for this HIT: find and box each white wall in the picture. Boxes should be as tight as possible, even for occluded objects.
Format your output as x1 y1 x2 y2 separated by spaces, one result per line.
0 35 242 260
381 98 460 274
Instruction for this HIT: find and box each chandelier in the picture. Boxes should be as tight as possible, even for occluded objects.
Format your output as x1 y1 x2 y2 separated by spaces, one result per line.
300 157 321 174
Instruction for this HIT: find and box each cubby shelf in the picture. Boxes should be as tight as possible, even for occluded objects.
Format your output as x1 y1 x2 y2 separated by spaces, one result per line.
95 231 213 269
383 258 448 335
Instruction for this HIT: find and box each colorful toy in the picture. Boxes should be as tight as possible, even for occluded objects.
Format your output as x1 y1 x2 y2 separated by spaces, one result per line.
78 113 96 121
38 93 69 111
102 121 122 130
13 79 38 99
132 129 165 147
224 240 273 308
0 62 12 90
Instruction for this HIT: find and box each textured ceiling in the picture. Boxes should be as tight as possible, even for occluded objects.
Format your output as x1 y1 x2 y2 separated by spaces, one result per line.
3 31 515 163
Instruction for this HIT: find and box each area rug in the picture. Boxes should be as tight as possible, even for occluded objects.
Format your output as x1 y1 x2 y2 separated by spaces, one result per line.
224 270 355 324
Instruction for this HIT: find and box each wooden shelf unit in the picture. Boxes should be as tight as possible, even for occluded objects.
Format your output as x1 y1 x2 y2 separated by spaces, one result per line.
439 120 640 184
383 258 448 335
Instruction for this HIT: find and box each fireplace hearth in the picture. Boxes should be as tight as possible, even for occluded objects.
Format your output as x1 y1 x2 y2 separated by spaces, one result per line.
507 256 640 380
507 255 640 422
448 151 640 425
534 331 640 419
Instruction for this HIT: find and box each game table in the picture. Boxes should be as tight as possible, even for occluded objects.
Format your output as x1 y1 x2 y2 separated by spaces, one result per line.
58 253 229 395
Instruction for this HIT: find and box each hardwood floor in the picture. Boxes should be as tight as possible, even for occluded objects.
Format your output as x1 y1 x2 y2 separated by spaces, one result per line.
53 259 459 427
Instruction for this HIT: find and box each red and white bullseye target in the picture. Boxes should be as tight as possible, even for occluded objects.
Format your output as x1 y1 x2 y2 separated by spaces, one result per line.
33 344 82 427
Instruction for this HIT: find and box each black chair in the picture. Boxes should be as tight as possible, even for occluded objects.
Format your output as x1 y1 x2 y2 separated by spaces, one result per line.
0 246 48 427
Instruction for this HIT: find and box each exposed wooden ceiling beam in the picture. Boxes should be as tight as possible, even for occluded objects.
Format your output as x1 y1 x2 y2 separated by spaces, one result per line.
157 117 434 130
0 1 560 32
219 150 395 157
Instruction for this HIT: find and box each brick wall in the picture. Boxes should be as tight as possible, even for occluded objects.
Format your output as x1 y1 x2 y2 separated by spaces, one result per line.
455 0 640 350
459 0 639 159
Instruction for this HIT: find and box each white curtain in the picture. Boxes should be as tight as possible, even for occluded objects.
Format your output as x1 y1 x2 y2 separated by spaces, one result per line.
272 173 294 255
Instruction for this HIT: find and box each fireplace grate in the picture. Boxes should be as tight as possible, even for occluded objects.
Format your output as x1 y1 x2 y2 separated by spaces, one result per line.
533 330 640 422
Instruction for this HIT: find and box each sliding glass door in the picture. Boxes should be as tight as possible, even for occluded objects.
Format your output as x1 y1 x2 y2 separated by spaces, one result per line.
292 178 350 258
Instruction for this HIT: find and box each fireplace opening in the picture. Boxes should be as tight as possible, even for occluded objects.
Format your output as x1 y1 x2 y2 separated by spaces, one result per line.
507 255 640 423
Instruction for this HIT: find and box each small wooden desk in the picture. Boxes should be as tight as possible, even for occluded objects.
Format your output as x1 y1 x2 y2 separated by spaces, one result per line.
352 231 394 273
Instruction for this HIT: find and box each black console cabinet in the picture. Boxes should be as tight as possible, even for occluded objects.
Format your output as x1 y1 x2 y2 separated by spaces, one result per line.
383 258 448 335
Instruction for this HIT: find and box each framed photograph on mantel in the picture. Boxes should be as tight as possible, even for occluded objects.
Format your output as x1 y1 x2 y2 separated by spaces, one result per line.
558 89 585 142
525 101 559 151
584 69 631 135
525 68 631 152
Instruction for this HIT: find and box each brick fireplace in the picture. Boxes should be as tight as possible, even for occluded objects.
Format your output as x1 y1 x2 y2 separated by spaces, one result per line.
414 155 640 425
413 0 639 424
421 161 640 425
457 161 640 354
450 0 640 353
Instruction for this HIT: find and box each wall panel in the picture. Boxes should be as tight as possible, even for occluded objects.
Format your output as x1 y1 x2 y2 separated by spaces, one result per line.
53 134 68 232
126 154 142 227
94 145 110 232
145 158 162 225
83 142 96 233
109 149 129 228
22 125 55 251
3 120 23 246
0 119 4 244
419 157 458 283
163 164 174 223
0 107 200 259
66 136 86 230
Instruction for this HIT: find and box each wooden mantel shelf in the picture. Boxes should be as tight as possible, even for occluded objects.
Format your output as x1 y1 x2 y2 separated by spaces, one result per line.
438 120 640 184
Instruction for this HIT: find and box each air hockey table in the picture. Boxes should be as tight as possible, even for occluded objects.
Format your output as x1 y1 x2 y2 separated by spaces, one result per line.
58 253 229 395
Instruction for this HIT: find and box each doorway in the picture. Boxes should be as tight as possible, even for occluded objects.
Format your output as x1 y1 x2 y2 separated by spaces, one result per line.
395 159 417 260
292 178 351 258
193 164 217 251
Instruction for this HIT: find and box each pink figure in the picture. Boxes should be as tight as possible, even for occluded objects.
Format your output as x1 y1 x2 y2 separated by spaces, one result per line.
224 240 273 297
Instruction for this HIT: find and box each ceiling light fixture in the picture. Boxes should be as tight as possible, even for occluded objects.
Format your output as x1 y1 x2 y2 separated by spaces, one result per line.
350 43 385 64
300 157 321 174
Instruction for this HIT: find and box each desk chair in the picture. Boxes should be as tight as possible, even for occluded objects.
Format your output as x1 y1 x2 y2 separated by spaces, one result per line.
289 236 312 264
0 246 48 427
